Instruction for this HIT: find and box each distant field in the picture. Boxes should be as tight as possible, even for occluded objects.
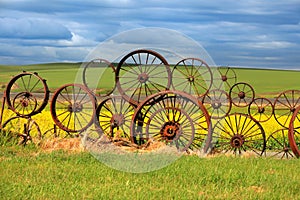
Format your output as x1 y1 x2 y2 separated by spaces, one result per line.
1 63 300 96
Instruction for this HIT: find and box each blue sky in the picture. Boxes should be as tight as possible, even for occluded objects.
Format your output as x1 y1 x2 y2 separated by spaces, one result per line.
0 0 299 69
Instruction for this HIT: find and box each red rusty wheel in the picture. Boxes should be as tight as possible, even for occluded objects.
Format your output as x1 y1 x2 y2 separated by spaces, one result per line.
171 58 212 97
95 96 135 139
214 67 237 90
205 113 266 156
5 71 49 117
0 116 41 146
229 82 255 107
266 128 296 159
82 58 116 97
130 90 210 152
248 98 274 122
115 49 171 106
288 105 300 158
274 90 300 129
50 84 96 133
202 89 231 119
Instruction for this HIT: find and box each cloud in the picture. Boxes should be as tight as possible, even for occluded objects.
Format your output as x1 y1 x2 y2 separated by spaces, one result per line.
0 17 72 39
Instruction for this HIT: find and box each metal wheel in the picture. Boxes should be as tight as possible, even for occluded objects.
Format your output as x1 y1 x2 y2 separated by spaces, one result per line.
202 89 231 119
229 82 255 107
115 49 171 106
50 84 96 133
0 116 41 146
274 90 300 129
130 90 210 152
95 96 135 139
266 128 295 159
288 105 300 158
206 113 266 156
248 98 274 122
5 71 49 117
171 58 212 97
214 67 237 90
82 58 116 97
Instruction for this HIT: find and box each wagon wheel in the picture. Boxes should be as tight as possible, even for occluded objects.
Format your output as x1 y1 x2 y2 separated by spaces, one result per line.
50 84 96 133
95 96 135 140
5 71 49 117
171 58 212 97
274 90 300 129
229 82 255 107
288 105 300 158
82 58 116 97
214 67 237 90
0 116 41 146
266 128 296 159
115 49 171 106
206 113 266 156
130 90 210 152
248 98 274 122
202 89 231 119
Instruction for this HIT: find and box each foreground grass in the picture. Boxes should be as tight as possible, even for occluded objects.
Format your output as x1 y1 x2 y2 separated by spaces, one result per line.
0 146 299 199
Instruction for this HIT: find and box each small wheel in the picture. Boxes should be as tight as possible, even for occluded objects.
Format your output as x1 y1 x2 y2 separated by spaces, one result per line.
171 58 213 97
202 89 231 119
288 105 300 158
130 90 210 152
95 96 135 139
274 90 300 129
5 71 49 116
248 98 274 122
82 58 116 97
0 116 41 146
229 82 255 107
206 113 266 156
50 84 96 133
266 128 295 159
214 67 237 90
116 49 171 106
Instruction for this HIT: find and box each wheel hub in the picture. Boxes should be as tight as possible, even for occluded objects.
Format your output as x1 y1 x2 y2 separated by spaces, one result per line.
187 76 195 83
212 101 222 109
111 114 125 127
221 75 227 82
258 106 265 113
238 91 246 99
68 102 83 112
230 134 245 148
160 121 180 141
138 73 149 83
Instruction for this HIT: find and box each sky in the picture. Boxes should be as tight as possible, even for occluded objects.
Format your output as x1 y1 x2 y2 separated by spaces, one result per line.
0 0 299 69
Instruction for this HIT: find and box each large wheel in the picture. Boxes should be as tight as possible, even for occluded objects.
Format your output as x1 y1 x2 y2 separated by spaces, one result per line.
248 98 274 122
171 58 212 97
229 82 255 107
206 113 266 156
130 90 210 152
82 58 116 97
115 49 171 106
5 71 49 117
50 84 96 133
288 105 300 158
0 116 41 146
95 96 135 139
274 90 300 129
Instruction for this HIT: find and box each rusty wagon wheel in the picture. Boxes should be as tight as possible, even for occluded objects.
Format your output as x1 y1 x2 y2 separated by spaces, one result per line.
288 105 300 158
229 82 255 107
274 90 300 129
95 95 135 140
171 58 213 97
248 98 274 122
214 67 237 90
115 49 171 106
202 89 232 119
5 71 49 117
205 113 266 156
266 128 296 159
50 84 96 133
82 58 116 97
0 116 41 146
130 90 210 152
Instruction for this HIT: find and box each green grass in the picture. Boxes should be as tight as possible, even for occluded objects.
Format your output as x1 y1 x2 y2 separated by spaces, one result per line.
0 146 299 200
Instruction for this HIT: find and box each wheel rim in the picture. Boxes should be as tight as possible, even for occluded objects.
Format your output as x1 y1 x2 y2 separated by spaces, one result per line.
248 98 274 122
288 105 300 158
